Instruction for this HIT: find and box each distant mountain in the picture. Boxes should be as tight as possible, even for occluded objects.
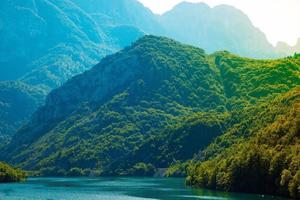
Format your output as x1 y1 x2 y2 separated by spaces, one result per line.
0 0 144 82
70 0 161 34
158 2 277 58
0 0 283 83
0 81 45 140
2 36 300 184
276 38 300 55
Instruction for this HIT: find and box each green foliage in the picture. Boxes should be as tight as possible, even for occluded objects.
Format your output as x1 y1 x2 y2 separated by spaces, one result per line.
105 111 228 176
0 81 46 139
0 162 26 182
2 36 300 198
127 163 155 176
165 161 190 177
187 88 300 198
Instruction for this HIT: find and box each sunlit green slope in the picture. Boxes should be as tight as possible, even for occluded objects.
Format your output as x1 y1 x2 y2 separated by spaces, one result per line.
0 162 26 183
187 88 300 198
1 36 299 197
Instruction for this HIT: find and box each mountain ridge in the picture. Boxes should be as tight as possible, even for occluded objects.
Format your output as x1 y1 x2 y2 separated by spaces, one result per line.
2 36 300 175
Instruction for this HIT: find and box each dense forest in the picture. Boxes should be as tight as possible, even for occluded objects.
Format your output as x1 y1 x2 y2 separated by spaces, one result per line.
1 36 299 198
0 162 26 183
187 88 300 199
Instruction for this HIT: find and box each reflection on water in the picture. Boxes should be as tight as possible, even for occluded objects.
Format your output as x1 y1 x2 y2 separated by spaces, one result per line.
0 177 287 200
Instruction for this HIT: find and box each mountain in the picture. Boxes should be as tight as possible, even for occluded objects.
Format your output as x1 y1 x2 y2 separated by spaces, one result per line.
276 38 300 55
0 0 281 83
2 36 300 181
0 0 105 81
0 162 26 182
158 2 277 58
70 0 161 34
0 0 147 83
0 0 148 138
1 36 225 174
0 0 287 140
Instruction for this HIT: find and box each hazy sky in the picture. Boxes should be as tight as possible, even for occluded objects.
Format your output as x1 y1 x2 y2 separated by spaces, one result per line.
138 0 300 46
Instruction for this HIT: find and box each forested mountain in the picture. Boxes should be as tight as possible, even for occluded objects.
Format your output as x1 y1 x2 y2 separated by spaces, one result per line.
1 36 225 174
0 0 147 138
0 0 287 139
1 0 110 82
1 37 300 199
0 0 298 198
1 0 279 83
188 88 300 199
0 81 46 141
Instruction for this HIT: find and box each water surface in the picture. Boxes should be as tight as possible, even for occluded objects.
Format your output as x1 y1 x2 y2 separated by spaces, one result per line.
0 177 287 200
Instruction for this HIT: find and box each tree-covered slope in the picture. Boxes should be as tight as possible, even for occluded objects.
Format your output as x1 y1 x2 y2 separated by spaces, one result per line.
1 36 300 180
0 0 146 138
0 0 111 82
105 51 300 178
0 0 149 83
0 82 46 140
0 162 26 183
105 112 229 176
0 0 288 140
187 88 300 198
1 36 225 175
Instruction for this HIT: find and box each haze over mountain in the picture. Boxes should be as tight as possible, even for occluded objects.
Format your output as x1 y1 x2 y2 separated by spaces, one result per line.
0 0 285 83
158 2 277 58
276 38 300 55
1 36 299 198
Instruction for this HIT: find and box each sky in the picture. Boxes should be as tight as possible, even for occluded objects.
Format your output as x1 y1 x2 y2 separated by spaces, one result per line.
138 0 300 46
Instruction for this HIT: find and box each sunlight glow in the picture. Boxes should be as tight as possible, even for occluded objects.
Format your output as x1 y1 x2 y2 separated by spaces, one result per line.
138 0 300 46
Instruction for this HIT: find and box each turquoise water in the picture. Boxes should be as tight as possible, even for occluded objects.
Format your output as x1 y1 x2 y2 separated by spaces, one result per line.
0 177 286 200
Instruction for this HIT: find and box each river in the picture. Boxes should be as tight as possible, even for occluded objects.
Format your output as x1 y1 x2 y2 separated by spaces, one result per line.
0 177 287 200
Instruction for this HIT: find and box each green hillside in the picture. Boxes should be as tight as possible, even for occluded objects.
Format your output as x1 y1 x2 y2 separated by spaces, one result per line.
0 162 26 183
1 36 300 198
0 81 46 141
0 0 288 141
187 88 300 198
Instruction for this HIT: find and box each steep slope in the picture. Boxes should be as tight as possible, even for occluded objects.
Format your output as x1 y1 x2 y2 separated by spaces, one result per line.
159 2 277 58
2 36 300 178
0 0 156 83
0 0 286 138
106 51 300 177
0 0 283 83
188 88 300 198
105 112 229 176
0 82 46 140
0 0 146 138
70 0 161 34
1 36 225 175
0 0 110 81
